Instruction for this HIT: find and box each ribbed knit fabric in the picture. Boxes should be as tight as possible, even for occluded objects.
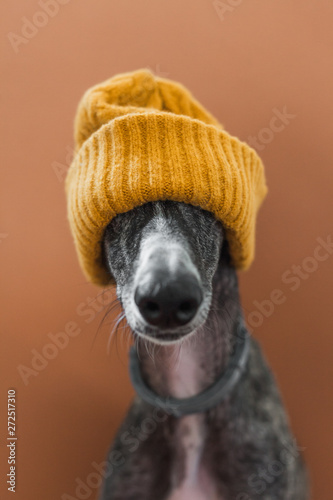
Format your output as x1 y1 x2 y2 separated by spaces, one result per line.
65 69 268 286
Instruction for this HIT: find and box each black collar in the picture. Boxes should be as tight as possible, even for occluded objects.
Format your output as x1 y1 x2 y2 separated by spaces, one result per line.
129 320 250 418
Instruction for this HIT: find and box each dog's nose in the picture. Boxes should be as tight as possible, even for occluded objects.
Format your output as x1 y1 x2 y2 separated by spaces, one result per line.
134 275 203 329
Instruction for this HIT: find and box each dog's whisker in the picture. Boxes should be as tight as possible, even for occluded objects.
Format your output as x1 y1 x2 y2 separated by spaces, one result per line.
107 311 127 355
90 296 121 351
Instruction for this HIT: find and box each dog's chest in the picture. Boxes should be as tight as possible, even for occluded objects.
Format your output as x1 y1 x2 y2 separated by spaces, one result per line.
165 350 220 500
166 414 219 500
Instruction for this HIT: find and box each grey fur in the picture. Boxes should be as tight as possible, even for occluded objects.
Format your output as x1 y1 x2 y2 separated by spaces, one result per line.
99 200 309 500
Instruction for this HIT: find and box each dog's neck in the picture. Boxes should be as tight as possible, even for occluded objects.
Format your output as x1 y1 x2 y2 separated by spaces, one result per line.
135 252 243 498
137 251 242 399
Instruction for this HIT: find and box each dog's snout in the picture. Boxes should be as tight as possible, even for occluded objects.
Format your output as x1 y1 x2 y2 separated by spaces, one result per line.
134 275 203 329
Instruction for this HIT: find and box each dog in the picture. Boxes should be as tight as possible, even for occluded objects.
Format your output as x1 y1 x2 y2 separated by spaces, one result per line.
98 199 309 500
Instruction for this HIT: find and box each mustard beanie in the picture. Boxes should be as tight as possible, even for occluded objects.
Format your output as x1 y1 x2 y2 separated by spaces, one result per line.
65 69 267 286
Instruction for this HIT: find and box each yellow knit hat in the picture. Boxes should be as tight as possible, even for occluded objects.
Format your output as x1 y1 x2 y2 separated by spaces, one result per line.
65 69 267 286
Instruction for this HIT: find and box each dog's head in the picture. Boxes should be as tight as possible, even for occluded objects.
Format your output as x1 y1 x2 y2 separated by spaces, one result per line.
102 201 224 344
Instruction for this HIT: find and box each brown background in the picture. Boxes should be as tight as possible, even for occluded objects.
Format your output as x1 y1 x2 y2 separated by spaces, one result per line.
1 1 333 499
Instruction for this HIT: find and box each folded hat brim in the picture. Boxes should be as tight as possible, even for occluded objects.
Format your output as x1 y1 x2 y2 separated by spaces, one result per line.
66 111 267 286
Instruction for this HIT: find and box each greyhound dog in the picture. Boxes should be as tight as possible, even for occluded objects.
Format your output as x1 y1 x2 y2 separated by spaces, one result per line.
99 200 308 500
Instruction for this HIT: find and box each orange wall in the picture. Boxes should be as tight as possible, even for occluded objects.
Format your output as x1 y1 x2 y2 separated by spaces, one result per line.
1 1 333 499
